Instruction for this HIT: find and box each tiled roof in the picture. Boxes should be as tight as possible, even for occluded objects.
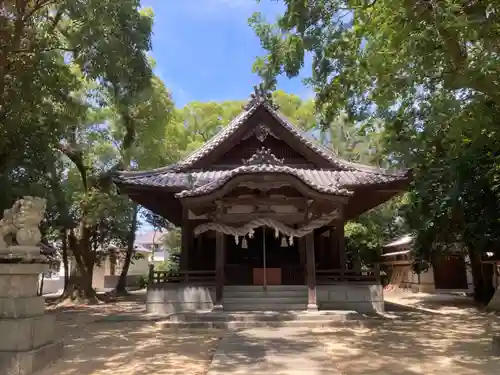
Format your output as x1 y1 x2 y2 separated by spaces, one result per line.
116 167 405 198
175 165 353 198
115 93 409 198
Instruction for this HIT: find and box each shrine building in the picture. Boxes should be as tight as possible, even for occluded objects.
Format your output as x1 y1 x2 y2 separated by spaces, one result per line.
114 87 410 314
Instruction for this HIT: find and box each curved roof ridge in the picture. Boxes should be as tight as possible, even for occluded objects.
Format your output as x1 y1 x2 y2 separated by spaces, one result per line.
115 102 259 179
116 164 178 178
171 101 261 171
175 165 354 198
116 93 409 179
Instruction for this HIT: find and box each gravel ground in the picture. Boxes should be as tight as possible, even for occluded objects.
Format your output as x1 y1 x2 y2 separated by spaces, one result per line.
39 292 224 375
312 292 500 375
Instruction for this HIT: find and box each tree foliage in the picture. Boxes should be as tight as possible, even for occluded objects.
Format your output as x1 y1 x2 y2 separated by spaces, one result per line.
0 0 153 175
252 0 500 301
0 1 173 302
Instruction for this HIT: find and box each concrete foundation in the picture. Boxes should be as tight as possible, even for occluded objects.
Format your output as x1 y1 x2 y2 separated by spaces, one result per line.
147 284 216 314
0 263 63 375
146 283 383 314
317 283 384 314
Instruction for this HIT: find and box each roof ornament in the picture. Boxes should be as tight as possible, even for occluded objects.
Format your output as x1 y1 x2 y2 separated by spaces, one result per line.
243 147 284 165
243 83 279 111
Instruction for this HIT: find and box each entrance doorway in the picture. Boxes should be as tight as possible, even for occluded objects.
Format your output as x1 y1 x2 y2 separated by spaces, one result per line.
225 228 302 285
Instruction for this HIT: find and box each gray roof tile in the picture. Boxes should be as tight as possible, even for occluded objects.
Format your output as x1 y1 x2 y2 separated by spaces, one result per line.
115 95 409 196
116 167 405 198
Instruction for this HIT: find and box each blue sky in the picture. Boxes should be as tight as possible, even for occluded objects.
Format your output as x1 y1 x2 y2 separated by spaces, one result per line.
141 0 312 107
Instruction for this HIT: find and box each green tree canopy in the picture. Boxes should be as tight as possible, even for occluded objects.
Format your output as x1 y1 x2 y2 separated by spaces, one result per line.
251 0 500 301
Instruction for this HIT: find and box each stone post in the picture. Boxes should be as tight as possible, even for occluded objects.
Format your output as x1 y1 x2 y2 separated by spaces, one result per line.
0 197 63 375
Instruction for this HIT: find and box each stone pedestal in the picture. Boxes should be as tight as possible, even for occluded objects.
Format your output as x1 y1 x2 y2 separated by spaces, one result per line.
0 263 63 375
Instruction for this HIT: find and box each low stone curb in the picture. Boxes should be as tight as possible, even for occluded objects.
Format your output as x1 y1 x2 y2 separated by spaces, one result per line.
94 313 169 323
384 299 445 315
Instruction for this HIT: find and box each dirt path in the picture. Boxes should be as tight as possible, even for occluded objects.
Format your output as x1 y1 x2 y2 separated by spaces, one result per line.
39 293 224 375
314 309 500 375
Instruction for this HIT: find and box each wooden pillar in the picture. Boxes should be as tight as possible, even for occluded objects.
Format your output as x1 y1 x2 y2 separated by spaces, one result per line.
299 235 306 270
214 231 225 311
305 232 318 311
352 248 362 273
337 220 347 279
180 208 189 273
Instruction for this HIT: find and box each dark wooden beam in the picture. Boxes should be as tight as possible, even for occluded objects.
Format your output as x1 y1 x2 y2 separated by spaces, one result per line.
214 231 225 311
299 234 306 269
337 206 347 273
305 233 318 311
219 196 309 207
180 207 189 272
217 212 305 225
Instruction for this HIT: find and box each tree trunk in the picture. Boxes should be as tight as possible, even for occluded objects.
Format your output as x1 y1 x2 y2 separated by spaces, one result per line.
61 267 97 304
38 275 44 296
114 203 139 295
59 229 100 304
467 245 494 304
61 229 69 291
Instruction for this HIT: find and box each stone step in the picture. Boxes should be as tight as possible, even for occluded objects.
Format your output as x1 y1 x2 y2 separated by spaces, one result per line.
223 297 307 305
156 319 369 329
224 285 307 293
223 303 308 311
170 311 362 322
223 290 307 298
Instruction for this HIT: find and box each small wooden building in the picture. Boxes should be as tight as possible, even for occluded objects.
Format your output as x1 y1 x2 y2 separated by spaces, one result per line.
381 235 472 293
114 88 409 313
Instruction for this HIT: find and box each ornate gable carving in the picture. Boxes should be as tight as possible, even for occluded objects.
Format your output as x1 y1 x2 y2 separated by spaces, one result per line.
243 147 284 165
242 123 280 142
243 83 279 111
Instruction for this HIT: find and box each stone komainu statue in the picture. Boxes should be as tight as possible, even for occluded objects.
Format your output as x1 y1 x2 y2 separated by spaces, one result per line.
0 196 46 260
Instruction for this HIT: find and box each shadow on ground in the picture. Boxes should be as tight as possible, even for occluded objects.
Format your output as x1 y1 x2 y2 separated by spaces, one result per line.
39 291 500 375
40 291 224 375
39 321 223 375
208 327 338 375
314 308 500 375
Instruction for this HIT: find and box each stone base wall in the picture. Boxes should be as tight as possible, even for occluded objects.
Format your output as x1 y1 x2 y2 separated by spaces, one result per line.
317 283 384 314
147 283 384 314
0 263 63 375
146 284 215 314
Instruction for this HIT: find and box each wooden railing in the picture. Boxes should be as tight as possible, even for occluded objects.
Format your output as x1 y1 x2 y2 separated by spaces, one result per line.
317 264 381 284
148 264 381 286
148 265 215 286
